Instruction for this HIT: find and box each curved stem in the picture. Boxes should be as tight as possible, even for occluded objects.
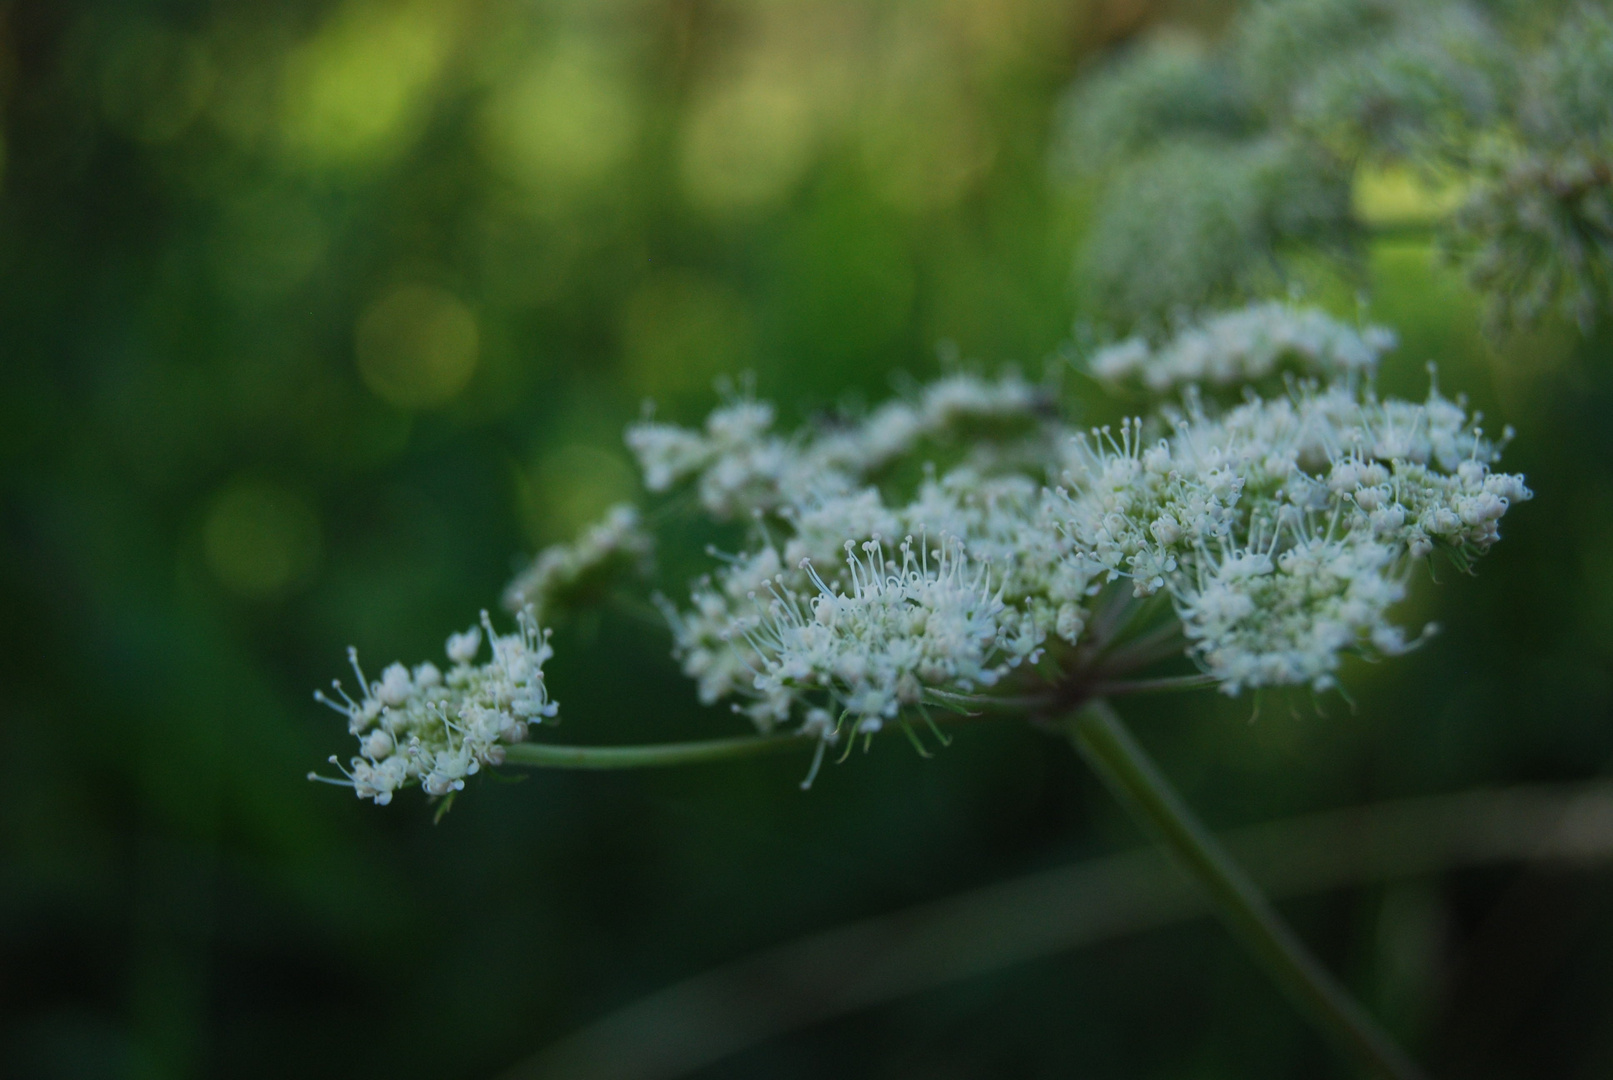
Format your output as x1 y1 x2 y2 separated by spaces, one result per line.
501 703 1033 773
924 690 1056 713
502 732 809 770
1066 699 1426 1080
1088 673 1217 697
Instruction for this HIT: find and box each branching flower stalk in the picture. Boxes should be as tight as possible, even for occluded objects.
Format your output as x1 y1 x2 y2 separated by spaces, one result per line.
310 301 1529 1079
1067 699 1427 1080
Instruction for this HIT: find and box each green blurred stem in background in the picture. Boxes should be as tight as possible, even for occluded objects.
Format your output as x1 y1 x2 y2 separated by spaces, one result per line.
1068 699 1427 1080
512 776 1613 1080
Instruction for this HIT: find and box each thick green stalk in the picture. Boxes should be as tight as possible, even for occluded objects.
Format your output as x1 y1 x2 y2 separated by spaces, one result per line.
1067 699 1426 1080
502 731 809 770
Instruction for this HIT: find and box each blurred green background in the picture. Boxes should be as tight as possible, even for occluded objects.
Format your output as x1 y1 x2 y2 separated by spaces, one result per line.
3 0 1612 1077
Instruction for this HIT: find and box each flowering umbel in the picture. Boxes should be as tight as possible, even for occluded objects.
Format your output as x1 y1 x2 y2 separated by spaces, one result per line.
313 302 1528 803
310 610 556 804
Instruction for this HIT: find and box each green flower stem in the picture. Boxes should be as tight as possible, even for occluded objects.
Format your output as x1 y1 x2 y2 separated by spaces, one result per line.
502 731 810 770
502 703 1030 773
1087 673 1218 697
1066 699 1427 1080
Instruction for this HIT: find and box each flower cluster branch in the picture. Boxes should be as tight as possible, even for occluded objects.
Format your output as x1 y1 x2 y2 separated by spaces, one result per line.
312 300 1530 806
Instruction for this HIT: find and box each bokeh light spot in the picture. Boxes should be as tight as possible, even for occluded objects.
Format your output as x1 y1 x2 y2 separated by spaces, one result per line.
278 0 451 170
477 38 638 200
355 284 480 409
860 40 994 212
1353 163 1469 227
201 479 322 600
680 73 816 213
861 99 993 212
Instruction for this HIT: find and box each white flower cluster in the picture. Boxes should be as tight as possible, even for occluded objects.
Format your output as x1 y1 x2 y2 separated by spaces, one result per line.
1090 303 1395 392
625 371 1051 519
315 302 1530 799
502 503 653 619
310 610 556 804
1051 384 1528 693
646 305 1528 740
746 536 1009 733
657 470 1078 732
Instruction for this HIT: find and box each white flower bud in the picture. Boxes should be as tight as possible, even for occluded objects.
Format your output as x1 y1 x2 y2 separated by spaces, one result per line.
1353 486 1386 512
1458 492 1506 525
1370 504 1406 535
1150 515 1183 545
362 730 394 759
376 663 413 707
1484 473 1530 502
1424 508 1463 536
446 627 482 666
